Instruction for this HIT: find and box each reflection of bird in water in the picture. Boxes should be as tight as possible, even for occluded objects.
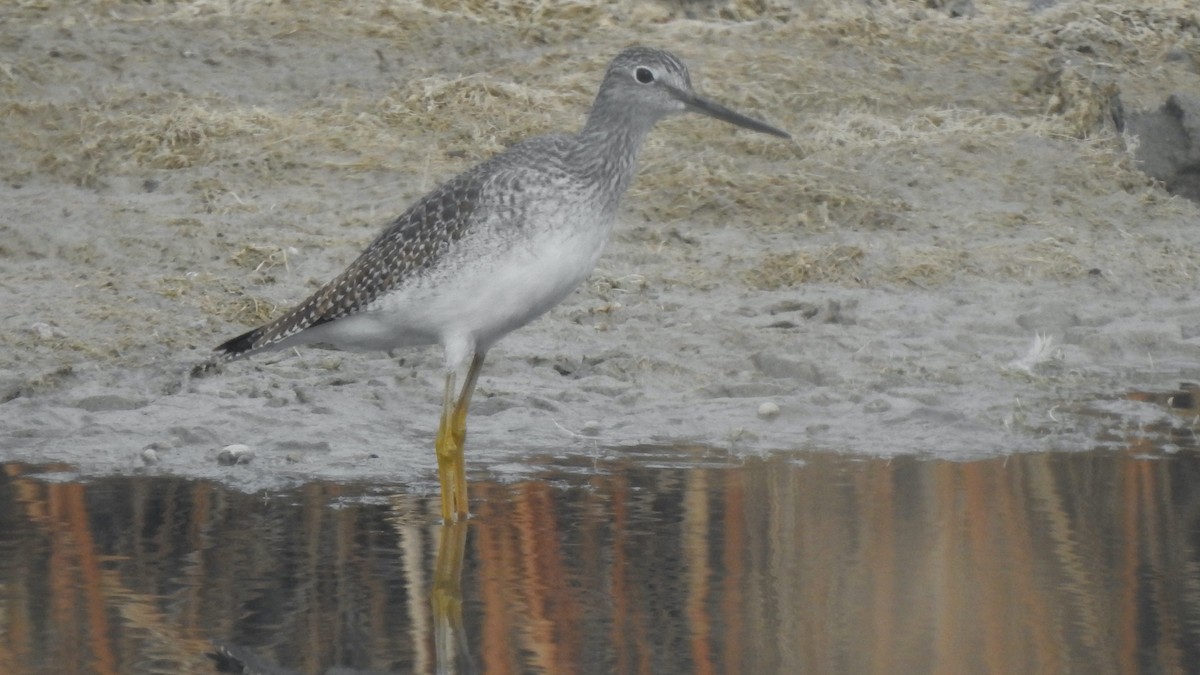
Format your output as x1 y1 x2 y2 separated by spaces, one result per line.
214 47 790 523
208 522 472 674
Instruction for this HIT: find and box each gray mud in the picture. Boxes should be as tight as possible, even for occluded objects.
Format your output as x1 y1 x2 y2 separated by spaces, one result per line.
3 2 1200 489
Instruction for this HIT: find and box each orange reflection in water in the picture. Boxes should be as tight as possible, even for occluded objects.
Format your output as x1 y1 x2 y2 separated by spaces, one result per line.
1 444 1199 674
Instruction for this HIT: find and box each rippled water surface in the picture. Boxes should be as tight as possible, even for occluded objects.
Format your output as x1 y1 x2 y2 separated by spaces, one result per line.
3 444 1200 674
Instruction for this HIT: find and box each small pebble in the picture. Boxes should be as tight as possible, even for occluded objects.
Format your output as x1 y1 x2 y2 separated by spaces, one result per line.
30 322 57 340
141 448 160 466
757 401 780 420
581 420 602 436
864 398 892 413
217 444 255 466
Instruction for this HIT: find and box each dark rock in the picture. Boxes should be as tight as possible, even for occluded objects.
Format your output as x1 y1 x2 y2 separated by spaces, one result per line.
750 352 825 384
1125 94 1200 202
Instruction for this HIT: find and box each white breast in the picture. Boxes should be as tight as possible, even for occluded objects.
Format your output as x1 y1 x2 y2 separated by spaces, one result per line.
340 203 616 356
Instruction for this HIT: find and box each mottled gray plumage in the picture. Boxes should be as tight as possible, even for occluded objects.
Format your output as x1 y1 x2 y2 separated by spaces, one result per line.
215 46 788 373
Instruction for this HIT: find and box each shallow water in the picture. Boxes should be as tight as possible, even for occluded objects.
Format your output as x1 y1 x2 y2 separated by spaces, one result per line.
2 444 1200 675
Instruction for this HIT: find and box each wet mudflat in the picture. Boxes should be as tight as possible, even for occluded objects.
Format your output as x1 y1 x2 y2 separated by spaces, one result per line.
3 442 1199 675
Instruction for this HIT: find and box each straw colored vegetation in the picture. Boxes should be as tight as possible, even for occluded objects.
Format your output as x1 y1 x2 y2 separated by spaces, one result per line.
744 245 866 290
154 273 279 327
0 0 1198 363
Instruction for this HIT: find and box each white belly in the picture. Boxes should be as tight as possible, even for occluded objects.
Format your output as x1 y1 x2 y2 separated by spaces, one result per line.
300 218 613 356
419 224 610 350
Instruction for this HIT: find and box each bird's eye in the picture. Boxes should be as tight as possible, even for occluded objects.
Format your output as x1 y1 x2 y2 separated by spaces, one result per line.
634 66 655 84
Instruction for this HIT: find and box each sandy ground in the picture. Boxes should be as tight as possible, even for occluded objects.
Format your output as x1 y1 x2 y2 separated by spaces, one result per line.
2 1 1200 490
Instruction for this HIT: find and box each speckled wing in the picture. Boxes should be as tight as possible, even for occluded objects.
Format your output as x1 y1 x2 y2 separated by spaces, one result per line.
214 168 485 360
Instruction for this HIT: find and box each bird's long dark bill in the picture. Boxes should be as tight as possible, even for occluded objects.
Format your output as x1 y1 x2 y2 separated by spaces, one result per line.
669 85 791 139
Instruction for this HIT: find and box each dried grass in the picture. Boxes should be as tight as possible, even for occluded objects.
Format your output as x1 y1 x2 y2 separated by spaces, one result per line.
981 238 1090 281
741 244 977 290
3 0 1199 335
372 72 581 160
231 244 290 275
5 0 1193 188
878 247 971 286
744 245 865 290
155 273 279 326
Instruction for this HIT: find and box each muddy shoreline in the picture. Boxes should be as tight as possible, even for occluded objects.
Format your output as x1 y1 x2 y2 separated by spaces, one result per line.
3 2 1200 487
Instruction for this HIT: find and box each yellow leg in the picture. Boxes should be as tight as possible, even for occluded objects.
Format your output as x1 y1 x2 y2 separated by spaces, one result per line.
434 372 462 523
434 353 486 523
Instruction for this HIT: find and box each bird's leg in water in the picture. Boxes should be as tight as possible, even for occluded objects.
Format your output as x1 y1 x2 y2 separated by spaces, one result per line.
435 352 485 523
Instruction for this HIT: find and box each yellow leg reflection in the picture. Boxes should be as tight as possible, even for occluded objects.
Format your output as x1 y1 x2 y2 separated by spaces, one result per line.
434 353 486 523
431 520 472 674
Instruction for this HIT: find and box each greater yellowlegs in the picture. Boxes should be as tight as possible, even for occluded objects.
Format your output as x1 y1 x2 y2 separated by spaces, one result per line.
214 47 790 522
